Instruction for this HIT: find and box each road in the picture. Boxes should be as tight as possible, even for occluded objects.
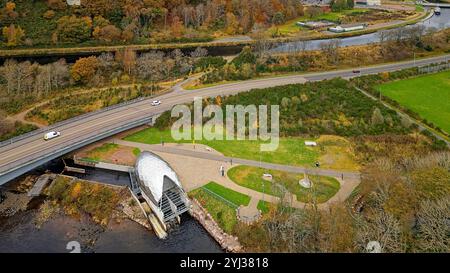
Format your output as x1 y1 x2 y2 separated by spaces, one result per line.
0 54 449 184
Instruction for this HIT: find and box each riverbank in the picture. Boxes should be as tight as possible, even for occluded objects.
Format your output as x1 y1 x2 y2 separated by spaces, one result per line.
189 198 242 253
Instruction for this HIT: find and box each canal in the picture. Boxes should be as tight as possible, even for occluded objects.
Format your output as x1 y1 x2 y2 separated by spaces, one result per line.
273 7 450 52
2 8 449 65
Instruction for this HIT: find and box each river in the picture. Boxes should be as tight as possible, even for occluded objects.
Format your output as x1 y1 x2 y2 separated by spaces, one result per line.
0 161 223 253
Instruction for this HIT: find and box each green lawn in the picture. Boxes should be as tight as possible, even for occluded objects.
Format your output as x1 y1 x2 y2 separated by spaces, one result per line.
257 200 272 214
227 165 340 203
189 187 237 233
84 143 119 161
132 148 141 156
377 71 450 134
124 127 320 167
203 181 250 207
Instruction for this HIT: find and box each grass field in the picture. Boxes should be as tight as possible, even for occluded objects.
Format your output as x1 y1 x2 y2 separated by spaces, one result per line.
81 143 140 166
124 128 359 170
202 182 251 207
227 166 340 203
189 187 238 233
257 200 273 214
377 71 450 134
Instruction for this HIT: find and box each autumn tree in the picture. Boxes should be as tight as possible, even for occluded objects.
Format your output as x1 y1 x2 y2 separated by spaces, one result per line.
225 12 239 35
116 48 137 75
171 16 184 38
306 6 322 19
71 56 99 84
46 0 67 10
94 25 122 43
2 24 25 47
0 2 18 22
55 16 92 43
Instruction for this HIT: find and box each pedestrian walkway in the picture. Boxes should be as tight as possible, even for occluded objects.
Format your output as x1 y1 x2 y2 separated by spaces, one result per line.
237 197 261 224
114 139 361 214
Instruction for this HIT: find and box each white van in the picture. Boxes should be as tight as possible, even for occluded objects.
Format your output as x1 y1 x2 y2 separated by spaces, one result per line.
44 131 61 140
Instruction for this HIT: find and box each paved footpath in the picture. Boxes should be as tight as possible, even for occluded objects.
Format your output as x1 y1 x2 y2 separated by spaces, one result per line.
115 139 361 216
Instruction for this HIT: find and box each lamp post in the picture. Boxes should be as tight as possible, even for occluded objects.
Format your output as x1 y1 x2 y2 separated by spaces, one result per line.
260 151 264 202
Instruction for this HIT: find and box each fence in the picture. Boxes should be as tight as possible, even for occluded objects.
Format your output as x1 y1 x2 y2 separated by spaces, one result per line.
418 62 450 74
201 187 239 209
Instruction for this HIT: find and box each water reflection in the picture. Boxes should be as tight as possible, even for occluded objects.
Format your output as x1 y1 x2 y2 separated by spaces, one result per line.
0 208 222 253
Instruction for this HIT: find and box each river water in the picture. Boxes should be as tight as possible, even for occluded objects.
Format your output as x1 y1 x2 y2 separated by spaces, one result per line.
0 160 223 253
273 8 450 52
0 209 222 253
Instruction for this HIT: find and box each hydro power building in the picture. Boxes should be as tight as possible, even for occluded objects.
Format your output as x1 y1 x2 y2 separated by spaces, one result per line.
134 151 190 229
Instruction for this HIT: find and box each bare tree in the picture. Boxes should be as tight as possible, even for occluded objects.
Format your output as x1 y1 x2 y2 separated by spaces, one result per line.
136 51 165 81
415 198 450 253
190 47 208 58
356 210 405 253
319 39 341 65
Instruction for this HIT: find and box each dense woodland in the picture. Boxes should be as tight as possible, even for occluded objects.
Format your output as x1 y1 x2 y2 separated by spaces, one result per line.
0 0 306 46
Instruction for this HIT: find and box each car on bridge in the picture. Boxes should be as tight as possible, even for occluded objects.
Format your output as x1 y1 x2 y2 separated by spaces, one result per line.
44 131 61 140
151 100 161 106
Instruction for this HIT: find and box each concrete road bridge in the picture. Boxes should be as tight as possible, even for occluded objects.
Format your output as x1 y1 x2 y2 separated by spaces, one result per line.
418 1 450 8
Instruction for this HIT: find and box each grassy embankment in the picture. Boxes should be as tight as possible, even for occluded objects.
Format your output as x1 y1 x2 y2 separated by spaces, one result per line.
0 122 37 142
189 181 250 233
227 165 340 203
123 128 360 170
24 84 165 126
377 70 450 135
41 175 125 227
80 143 141 165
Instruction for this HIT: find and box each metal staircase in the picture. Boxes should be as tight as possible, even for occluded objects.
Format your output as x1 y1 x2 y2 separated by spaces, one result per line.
158 188 189 222
128 168 141 195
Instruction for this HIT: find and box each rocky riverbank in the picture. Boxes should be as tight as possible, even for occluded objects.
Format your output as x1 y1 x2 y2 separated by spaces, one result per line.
189 198 242 253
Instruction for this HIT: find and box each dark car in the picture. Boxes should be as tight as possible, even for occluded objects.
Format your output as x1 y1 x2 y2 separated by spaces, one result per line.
352 70 361 74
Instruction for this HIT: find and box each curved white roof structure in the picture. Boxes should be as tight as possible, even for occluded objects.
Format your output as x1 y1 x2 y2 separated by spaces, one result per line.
135 151 182 203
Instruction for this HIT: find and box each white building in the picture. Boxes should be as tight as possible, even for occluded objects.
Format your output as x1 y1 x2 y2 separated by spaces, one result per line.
328 23 367 33
355 0 381 6
66 0 81 6
134 151 189 227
